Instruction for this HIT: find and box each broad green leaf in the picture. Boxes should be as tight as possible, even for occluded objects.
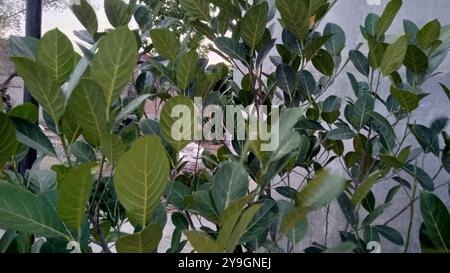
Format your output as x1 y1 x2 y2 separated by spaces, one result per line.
404 19 419 44
304 34 333 61
338 194 358 226
368 37 386 69
240 200 279 243
276 0 309 40
166 181 191 209
184 230 221 253
402 164 434 191
180 0 211 21
116 224 163 253
297 70 316 98
241 2 268 51
327 127 356 140
362 203 391 226
225 204 262 252
417 19 441 50
70 0 98 37
104 0 133 27
66 79 108 146
57 163 96 231
160 96 195 151
113 94 151 125
403 45 429 75
352 172 380 206
9 36 39 60
373 225 404 245
0 182 68 239
36 29 76 86
150 28 180 61
408 124 439 156
176 50 199 90
71 141 96 163
100 134 126 165
349 50 370 77
0 113 16 167
276 64 297 99
10 117 57 157
312 49 334 76
390 85 419 112
324 23 345 56
114 136 170 227
381 35 408 76
12 57 65 123
352 94 375 129
214 37 248 65
211 162 249 214
90 27 138 110
0 230 17 253
375 0 403 39
420 191 450 252
282 28 302 54
8 103 38 123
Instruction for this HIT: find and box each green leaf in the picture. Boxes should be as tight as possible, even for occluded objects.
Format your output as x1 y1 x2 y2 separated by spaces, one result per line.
0 182 68 239
70 0 98 37
240 200 279 243
36 29 76 86
114 94 151 125
0 113 16 167
374 0 403 39
180 0 211 21
390 85 419 112
160 96 195 151
312 49 334 76
214 37 248 65
66 79 108 146
116 224 163 253
90 27 137 110
324 23 345 56
439 83 450 100
417 19 441 50
352 172 380 206
338 194 358 226
57 163 96 230
176 50 199 90
276 0 309 41
9 36 39 60
324 242 357 253
408 124 439 156
10 117 57 157
297 70 317 98
276 64 297 99
362 203 391 226
352 94 375 129
368 112 396 151
211 162 249 215
184 230 221 253
402 164 434 191
0 230 17 253
368 37 386 69
100 134 126 165
420 191 450 252
304 34 333 61
225 204 262 252
12 57 65 123
71 141 97 163
381 35 408 76
114 136 170 227
150 28 181 61
241 2 268 51
327 127 356 140
373 225 404 245
403 45 429 75
8 103 38 123
349 50 370 77
104 0 133 27
166 181 191 209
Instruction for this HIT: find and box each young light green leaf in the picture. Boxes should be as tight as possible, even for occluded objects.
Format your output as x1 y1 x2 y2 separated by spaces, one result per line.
380 35 408 76
184 230 221 253
57 163 96 231
114 136 170 227
417 19 441 50
375 0 403 39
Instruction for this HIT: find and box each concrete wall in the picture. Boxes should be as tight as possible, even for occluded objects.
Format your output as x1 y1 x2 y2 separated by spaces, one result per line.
234 0 450 252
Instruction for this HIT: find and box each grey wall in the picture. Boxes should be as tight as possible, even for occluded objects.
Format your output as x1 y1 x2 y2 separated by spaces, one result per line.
234 0 450 252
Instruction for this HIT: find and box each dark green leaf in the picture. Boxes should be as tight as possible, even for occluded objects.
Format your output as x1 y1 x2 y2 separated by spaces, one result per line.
10 117 56 157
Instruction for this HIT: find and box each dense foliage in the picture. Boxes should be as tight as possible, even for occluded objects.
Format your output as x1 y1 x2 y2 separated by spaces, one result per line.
0 0 449 253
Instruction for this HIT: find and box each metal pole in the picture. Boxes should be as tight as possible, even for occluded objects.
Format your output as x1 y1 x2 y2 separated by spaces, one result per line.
18 0 42 175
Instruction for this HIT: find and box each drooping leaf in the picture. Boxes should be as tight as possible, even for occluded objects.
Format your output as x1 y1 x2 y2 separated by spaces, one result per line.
57 163 96 231
90 27 138 110
0 182 68 239
66 79 108 146
150 28 180 61
114 136 170 227
12 57 65 123
116 224 163 253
